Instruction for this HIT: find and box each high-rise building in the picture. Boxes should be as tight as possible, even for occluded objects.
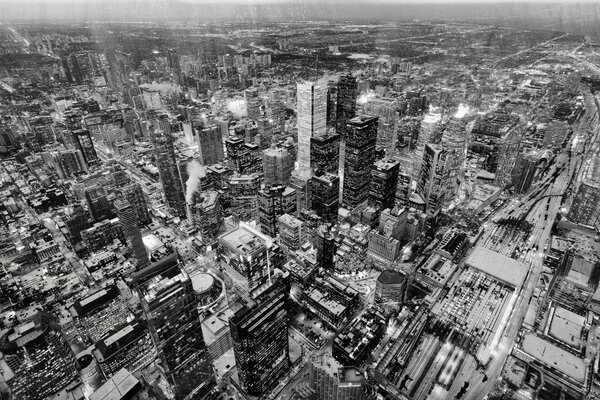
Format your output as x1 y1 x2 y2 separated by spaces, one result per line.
0 313 80 400
311 132 340 175
228 174 262 222
263 147 294 187
326 80 338 130
413 110 442 179
369 158 400 212
217 224 283 297
226 137 262 175
278 213 305 252
258 185 297 237
114 199 148 269
417 143 449 216
167 48 182 85
197 124 224 166
133 254 214 399
84 184 116 221
189 190 222 237
53 149 88 178
72 128 99 165
316 224 337 270
150 115 187 218
335 75 357 137
343 115 378 209
296 81 327 177
295 363 371 400
568 157 600 228
245 87 262 120
122 182 151 226
230 280 290 397
442 116 468 198
310 172 340 224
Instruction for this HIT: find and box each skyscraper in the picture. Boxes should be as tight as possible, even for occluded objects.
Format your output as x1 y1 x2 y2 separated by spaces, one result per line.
245 87 262 120
197 124 224 166
167 48 182 85
311 132 341 175
263 147 294 187
369 158 400 212
84 184 116 221
229 280 290 397
342 115 378 209
296 80 327 177
258 185 297 237
335 75 358 137
0 313 80 400
414 110 442 180
133 254 214 399
417 143 449 216
310 172 340 224
114 199 148 269
442 114 468 198
122 182 152 226
72 128 99 165
151 114 187 218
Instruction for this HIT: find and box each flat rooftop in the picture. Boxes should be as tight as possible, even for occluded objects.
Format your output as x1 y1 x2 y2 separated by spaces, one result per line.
521 333 587 383
465 246 527 288
218 226 264 255
548 306 585 349
89 368 140 400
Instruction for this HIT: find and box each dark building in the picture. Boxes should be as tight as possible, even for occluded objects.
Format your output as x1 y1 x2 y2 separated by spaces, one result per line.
343 116 378 209
197 124 224 166
84 184 116 221
121 182 151 226
226 137 262 175
72 128 99 165
335 75 358 137
230 281 291 397
133 254 214 399
369 158 400 212
332 306 386 367
326 80 338 130
114 199 148 269
310 173 339 224
311 132 341 175
258 185 297 237
374 270 406 304
150 114 187 219
316 224 337 270
0 313 80 400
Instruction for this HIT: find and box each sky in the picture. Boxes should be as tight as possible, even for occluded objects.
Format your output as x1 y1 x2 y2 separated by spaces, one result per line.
1 0 599 26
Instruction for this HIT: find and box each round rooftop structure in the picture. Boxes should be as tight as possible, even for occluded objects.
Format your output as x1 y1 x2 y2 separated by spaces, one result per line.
191 273 215 295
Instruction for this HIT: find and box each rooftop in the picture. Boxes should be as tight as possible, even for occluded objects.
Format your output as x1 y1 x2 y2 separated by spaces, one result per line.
548 306 585 349
89 368 141 400
465 246 527 288
218 225 265 255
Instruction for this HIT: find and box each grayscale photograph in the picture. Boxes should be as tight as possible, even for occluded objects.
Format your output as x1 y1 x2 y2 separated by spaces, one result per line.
0 0 599 399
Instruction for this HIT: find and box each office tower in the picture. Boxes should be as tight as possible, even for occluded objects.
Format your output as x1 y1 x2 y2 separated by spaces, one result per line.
268 88 286 133
326 80 338 130
263 147 294 187
511 151 540 194
64 203 91 244
296 363 371 400
316 224 337 270
413 110 442 179
278 213 305 252
342 115 378 209
217 224 284 297
197 124 224 166
111 166 131 188
150 115 187 218
228 174 261 222
258 185 297 237
369 158 400 212
311 132 340 175
115 199 148 269
0 313 79 400
296 80 327 177
72 128 99 165
133 254 214 399
257 117 274 149
167 48 182 85
230 280 290 397
568 156 600 228
245 87 262 120
84 184 116 221
122 182 151 226
310 172 340 224
335 75 357 137
364 97 399 153
417 143 449 216
226 137 262 175
53 149 88 178
442 115 468 199
189 190 222 237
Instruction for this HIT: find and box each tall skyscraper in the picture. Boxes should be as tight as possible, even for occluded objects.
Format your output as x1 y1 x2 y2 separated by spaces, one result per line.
84 184 115 221
197 124 224 166
311 132 340 175
230 280 291 397
167 48 182 85
0 313 80 400
258 185 297 237
413 110 442 180
310 172 340 224
369 158 400 212
114 199 148 269
72 128 99 165
122 182 152 226
417 143 449 216
263 147 294 187
245 87 261 120
133 254 214 399
151 115 187 218
342 115 378 209
442 116 468 199
335 75 358 137
296 80 327 177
